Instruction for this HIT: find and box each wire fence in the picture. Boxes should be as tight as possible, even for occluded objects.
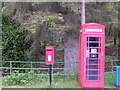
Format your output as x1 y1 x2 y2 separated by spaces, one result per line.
0 60 120 76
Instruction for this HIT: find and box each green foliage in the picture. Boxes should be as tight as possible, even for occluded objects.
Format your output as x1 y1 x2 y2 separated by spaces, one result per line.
2 72 116 88
2 14 33 61
2 70 35 86
105 73 116 88
105 42 114 48
105 56 113 60
34 74 48 82
41 41 55 47
59 2 66 7
58 17 64 22
53 72 78 81
73 8 81 15
2 70 49 86
21 14 64 33
106 5 114 12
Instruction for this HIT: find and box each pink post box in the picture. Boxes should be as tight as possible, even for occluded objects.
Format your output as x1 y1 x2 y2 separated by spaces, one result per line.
79 23 105 88
46 46 54 65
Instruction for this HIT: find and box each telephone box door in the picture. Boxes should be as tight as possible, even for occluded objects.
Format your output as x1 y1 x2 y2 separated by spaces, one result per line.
84 35 104 87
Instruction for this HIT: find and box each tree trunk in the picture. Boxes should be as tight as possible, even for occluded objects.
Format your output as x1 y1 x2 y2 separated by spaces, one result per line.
114 36 116 45
12 2 32 23
64 30 79 73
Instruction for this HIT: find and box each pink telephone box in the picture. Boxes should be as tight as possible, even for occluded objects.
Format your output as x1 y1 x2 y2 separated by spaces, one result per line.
79 23 105 88
46 46 54 65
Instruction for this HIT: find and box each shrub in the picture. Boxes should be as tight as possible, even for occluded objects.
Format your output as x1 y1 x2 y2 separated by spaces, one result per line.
2 14 33 61
2 70 50 86
53 72 78 81
2 70 34 86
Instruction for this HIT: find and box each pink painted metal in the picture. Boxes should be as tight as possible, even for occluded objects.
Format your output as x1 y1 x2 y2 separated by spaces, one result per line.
79 23 105 88
46 46 54 65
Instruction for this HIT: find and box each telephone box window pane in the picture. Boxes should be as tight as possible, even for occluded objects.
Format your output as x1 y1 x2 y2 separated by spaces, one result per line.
90 48 98 53
86 65 98 69
86 48 99 53
89 43 99 47
86 71 99 75
88 76 98 80
88 59 98 64
89 54 98 58
89 37 99 41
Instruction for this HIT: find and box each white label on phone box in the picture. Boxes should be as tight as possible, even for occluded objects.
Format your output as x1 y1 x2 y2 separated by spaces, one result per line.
85 29 102 32
91 49 97 53
48 55 51 61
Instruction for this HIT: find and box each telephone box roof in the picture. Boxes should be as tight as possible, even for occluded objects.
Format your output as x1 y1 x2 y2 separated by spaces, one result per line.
80 23 105 29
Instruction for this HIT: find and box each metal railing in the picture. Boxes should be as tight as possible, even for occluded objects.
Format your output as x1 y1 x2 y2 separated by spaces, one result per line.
0 61 78 76
0 60 120 76
105 60 120 73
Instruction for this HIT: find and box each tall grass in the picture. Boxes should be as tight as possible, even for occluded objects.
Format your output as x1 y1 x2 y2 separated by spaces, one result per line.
2 72 117 88
105 72 116 88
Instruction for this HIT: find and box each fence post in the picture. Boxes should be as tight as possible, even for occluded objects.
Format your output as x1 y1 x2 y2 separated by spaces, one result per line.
31 61 33 73
31 61 32 68
52 65 53 81
111 60 113 73
10 61 12 74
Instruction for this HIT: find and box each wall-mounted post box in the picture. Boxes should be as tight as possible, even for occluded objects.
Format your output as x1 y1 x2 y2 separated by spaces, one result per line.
79 23 105 88
46 46 54 65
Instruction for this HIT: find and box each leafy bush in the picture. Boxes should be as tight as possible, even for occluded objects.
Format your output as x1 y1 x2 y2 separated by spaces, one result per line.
2 70 50 86
2 70 35 86
2 14 33 61
53 72 78 81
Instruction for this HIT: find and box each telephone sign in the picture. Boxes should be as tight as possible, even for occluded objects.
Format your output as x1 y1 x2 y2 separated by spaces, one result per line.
46 46 54 65
79 23 105 88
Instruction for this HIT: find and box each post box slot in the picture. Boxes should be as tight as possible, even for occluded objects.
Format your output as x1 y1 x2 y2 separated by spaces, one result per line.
47 49 52 51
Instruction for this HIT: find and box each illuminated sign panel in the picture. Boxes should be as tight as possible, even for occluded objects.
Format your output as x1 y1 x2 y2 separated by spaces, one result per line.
85 29 102 32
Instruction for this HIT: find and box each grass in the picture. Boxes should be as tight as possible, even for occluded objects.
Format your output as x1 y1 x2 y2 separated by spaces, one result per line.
105 41 118 48
1 73 117 88
2 80 80 88
105 42 114 48
0 77 2 89
105 73 116 88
